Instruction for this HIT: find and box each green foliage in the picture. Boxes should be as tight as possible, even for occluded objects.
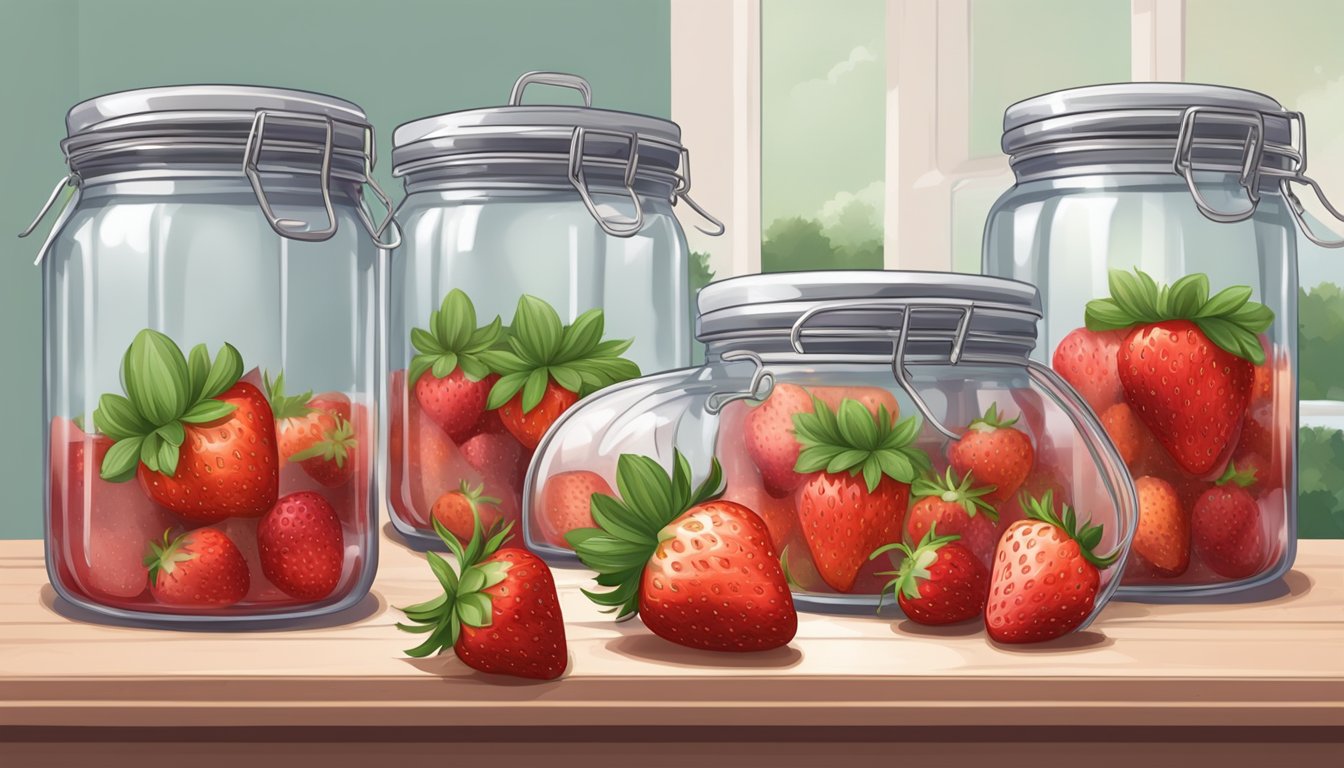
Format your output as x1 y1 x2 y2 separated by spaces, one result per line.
1299 283 1344 400
761 216 882 272
1298 427 1344 539
689 250 716 291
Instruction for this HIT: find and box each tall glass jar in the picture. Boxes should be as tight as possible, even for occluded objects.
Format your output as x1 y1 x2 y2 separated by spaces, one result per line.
385 71 721 548
981 83 1328 597
25 86 397 626
521 272 1138 622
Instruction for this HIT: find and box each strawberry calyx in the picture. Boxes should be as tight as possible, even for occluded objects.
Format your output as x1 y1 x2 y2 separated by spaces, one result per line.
870 525 962 606
143 528 196 586
395 510 516 658
1215 461 1258 489
289 414 357 468
480 296 639 415
792 397 932 493
262 370 314 422
779 546 803 590
910 468 999 523
566 449 724 621
1019 490 1120 570
93 329 245 483
967 402 1019 432
409 289 504 389
1084 268 1275 365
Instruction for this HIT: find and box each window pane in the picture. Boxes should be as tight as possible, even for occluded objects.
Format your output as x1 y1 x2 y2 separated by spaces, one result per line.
761 0 885 272
951 174 1014 273
969 0 1131 159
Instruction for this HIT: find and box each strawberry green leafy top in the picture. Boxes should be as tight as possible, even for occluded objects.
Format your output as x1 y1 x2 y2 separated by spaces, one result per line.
869 525 962 605
1019 490 1120 570
1084 269 1274 365
480 295 640 413
792 397 932 492
911 468 998 522
263 370 313 422
93 329 244 483
567 450 724 621
409 289 504 388
1214 461 1258 489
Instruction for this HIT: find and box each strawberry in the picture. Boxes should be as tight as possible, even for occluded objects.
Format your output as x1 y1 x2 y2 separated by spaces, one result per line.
1052 328 1126 415
144 528 250 607
460 430 524 478
811 385 901 420
1100 402 1153 469
264 371 345 462
409 289 504 443
431 481 502 543
904 468 999 567
872 526 988 625
93 330 279 523
257 491 345 601
398 516 567 680
290 415 357 488
792 397 931 593
1130 475 1189 577
570 451 797 652
1086 269 1272 476
997 469 1070 530
482 296 639 450
984 491 1120 644
1192 462 1265 580
744 383 815 498
537 471 611 548
947 403 1035 506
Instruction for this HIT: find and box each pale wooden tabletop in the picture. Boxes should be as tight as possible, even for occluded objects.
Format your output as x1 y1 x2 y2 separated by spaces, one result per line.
2 529 1343 730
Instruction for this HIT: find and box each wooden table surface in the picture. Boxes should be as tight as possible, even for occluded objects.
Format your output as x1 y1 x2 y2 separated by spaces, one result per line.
3 529 1343 765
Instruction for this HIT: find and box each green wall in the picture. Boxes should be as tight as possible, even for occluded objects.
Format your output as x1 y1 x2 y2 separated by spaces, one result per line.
0 0 671 539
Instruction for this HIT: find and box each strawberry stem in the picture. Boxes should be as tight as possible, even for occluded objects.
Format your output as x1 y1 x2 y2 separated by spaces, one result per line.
910 467 998 523
1215 461 1258 489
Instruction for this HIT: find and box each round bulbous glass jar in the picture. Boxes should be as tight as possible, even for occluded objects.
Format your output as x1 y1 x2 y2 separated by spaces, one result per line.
982 83 1324 597
385 71 721 549
522 271 1138 621
27 86 397 626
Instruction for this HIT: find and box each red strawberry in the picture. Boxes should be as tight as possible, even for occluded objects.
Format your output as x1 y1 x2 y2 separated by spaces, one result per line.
904 468 999 567
409 289 504 442
145 528 250 607
947 403 1035 506
744 383 815 497
1192 462 1265 580
1100 402 1154 469
460 430 525 482
1052 328 1126 414
257 491 345 601
431 481 502 543
720 475 797 554
872 527 989 625
291 415 357 488
416 370 500 444
1130 475 1189 577
1238 399 1278 470
811 385 901 421
264 372 346 462
483 296 639 451
91 331 280 524
984 492 1119 644
398 515 567 680
571 451 797 652
997 469 1071 530
537 471 611 548
1088 269 1271 476
792 397 930 593
389 370 484 528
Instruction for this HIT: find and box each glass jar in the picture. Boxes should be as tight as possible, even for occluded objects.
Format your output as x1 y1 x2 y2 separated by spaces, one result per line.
385 71 721 548
522 271 1138 620
24 86 397 625
981 83 1329 597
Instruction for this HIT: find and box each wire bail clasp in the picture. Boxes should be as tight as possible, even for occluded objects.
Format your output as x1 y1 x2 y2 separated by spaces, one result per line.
704 350 775 414
19 173 83 266
244 109 338 242
1173 105 1266 224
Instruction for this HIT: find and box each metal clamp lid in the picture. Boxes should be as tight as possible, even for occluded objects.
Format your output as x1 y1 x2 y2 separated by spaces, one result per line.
509 71 593 107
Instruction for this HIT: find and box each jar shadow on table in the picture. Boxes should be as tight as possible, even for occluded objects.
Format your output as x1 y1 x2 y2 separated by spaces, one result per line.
40 584 386 632
1101 570 1312 621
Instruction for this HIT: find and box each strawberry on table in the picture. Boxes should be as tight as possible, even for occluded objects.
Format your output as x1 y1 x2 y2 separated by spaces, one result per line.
1052 328 1126 414
1130 475 1190 578
1085 269 1273 476
871 526 989 625
409 289 505 443
985 491 1120 644
948 403 1035 506
398 515 567 681
93 329 279 523
1192 462 1266 580
537 470 611 549
290 415 357 488
792 398 931 593
145 528 251 608
257 491 345 601
432 481 503 543
904 468 999 568
569 450 797 652
481 297 639 450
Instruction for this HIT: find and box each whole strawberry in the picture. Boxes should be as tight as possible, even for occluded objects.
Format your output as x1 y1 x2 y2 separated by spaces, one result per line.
410 289 504 443
1130 475 1189 577
985 491 1120 644
743 383 815 498
264 371 349 462
569 451 797 652
398 516 567 680
94 329 279 522
1192 462 1265 579
872 526 988 625
948 403 1035 506
258 491 345 600
145 528 250 607
537 470 612 548
431 481 502 543
290 415 358 488
905 468 999 567
792 398 931 593
481 297 640 450
1085 269 1272 476
1052 327 1126 414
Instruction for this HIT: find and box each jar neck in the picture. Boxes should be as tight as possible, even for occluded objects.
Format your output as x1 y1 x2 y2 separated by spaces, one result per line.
702 335 1036 366
1009 140 1296 190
